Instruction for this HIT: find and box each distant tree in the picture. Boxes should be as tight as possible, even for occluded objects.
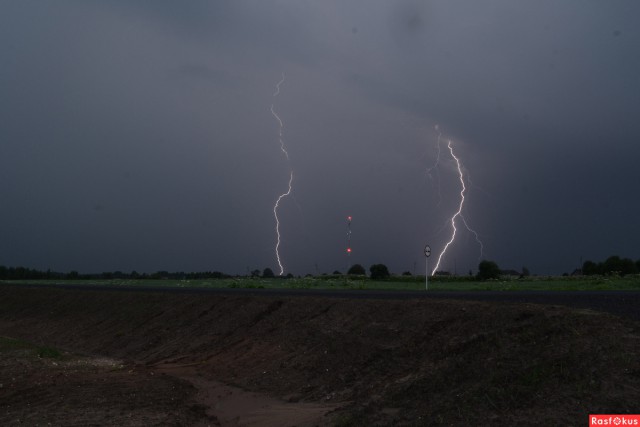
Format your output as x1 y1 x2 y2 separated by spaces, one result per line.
152 270 169 280
603 255 622 275
333 270 342 275
347 264 366 275
285 273 294 279
369 264 390 280
477 260 500 281
599 255 636 275
521 267 530 277
262 268 275 278
619 258 638 275
402 271 412 276
582 260 599 275
250 269 261 278
583 257 638 276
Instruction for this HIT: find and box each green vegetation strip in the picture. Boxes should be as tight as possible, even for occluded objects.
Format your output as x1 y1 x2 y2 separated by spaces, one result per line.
0 336 63 359
2 274 640 291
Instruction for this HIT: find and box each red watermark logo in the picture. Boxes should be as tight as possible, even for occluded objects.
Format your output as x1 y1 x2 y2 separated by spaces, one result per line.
590 415 640 426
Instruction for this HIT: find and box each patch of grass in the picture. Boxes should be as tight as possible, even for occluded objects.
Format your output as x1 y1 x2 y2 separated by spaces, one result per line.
0 336 32 351
0 336 63 359
332 408 369 427
37 346 62 359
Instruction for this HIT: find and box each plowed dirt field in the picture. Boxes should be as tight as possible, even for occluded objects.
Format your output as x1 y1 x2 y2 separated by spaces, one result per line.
0 285 638 426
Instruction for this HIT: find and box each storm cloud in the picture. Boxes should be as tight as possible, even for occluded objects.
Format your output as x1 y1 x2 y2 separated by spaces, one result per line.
1 1 639 275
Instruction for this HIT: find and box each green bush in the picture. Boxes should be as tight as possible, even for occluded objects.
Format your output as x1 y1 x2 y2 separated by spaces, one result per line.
369 264 390 280
477 260 500 281
347 264 366 275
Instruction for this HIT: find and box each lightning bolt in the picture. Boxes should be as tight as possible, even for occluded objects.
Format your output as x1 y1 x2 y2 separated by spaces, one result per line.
431 138 484 276
274 171 293 276
425 124 443 206
269 105 289 160
270 72 293 275
273 72 285 97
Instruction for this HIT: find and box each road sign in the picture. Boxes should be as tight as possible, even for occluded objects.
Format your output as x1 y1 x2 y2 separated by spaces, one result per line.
424 245 431 291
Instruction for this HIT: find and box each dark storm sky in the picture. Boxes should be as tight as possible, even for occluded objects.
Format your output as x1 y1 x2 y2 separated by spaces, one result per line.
1 1 639 276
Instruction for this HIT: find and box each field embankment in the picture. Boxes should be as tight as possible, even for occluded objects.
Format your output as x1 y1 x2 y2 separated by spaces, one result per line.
0 285 638 426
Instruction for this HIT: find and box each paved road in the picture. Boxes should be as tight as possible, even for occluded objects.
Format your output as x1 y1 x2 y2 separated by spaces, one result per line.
6 283 640 322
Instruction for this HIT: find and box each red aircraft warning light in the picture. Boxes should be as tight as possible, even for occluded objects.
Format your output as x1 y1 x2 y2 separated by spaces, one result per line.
347 248 352 253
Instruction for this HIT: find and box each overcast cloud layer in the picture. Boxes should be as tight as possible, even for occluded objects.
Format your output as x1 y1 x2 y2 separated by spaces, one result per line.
1 1 639 276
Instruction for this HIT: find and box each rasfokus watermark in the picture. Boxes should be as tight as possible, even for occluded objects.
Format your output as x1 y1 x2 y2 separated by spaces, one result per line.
590 415 640 426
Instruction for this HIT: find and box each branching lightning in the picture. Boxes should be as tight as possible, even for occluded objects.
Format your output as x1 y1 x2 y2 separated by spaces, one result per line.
273 171 293 275
269 105 289 160
430 127 484 276
425 124 443 206
273 73 285 97
270 72 293 275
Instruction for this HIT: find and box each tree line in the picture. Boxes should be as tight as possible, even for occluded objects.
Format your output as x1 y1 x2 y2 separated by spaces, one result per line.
0 266 230 281
346 261 504 281
2 255 637 281
0 262 524 281
582 256 640 276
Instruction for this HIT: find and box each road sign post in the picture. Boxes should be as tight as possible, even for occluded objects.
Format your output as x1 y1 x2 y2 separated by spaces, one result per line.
424 245 431 291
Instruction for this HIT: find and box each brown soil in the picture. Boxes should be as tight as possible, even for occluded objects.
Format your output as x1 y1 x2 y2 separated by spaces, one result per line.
0 285 638 426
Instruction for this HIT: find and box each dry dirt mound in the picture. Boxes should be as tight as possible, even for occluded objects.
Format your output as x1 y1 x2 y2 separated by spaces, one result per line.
0 285 639 426
0 336 212 426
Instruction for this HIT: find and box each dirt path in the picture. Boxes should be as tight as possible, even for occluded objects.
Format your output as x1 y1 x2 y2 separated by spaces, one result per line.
0 339 337 427
153 363 339 427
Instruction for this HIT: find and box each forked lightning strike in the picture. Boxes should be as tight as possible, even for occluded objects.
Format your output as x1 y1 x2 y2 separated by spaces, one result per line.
269 105 289 160
273 171 293 275
430 130 484 276
270 72 293 275
425 124 443 206
273 72 285 97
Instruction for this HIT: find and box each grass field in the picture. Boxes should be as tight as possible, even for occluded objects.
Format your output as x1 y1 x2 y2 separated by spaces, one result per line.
2 274 640 291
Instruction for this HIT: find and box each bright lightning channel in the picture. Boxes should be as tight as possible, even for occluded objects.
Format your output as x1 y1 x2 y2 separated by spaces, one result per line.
273 171 293 276
270 72 293 275
273 72 285 97
425 124 443 206
431 138 484 276
269 105 289 160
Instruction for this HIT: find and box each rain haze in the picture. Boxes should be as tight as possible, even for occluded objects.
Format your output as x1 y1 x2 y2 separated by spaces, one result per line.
1 1 639 276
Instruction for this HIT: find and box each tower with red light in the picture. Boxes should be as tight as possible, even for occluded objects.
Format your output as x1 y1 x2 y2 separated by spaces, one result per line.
346 216 352 270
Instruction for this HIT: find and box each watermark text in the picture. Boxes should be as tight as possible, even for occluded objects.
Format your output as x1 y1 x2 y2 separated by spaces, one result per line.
590 415 640 426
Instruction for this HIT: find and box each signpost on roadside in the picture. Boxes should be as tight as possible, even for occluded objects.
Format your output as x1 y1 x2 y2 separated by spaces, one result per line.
424 245 431 291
